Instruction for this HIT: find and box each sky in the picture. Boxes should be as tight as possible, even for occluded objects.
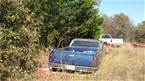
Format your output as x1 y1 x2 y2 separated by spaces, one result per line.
99 0 145 25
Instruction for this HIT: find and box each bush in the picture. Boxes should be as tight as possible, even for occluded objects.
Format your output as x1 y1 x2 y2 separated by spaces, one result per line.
0 0 40 80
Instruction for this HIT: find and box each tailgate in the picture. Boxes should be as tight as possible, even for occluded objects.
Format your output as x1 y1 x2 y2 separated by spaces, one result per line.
49 50 97 67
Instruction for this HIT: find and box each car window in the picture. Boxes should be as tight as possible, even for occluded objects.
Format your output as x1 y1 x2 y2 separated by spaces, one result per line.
71 41 100 47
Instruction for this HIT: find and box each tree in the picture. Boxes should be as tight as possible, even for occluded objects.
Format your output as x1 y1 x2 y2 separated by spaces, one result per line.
103 13 134 41
133 21 145 43
112 13 134 41
102 15 117 36
24 0 103 47
0 0 40 80
0 0 103 80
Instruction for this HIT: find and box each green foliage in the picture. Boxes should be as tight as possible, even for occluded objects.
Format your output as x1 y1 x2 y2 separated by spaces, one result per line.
133 21 145 43
25 0 103 47
0 0 40 80
0 0 103 80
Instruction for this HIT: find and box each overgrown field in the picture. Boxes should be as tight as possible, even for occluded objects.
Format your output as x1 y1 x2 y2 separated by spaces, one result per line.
13 45 145 81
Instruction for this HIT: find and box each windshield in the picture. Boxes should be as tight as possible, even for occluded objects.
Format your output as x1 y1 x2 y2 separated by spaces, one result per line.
102 34 111 38
71 40 100 47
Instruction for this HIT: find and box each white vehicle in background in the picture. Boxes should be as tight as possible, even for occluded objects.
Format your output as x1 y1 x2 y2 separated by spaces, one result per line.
99 34 123 46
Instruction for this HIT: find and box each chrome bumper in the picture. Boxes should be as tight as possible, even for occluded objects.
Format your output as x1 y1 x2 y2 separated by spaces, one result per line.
48 63 97 72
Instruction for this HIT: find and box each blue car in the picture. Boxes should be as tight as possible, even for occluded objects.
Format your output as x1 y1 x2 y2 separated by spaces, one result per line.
48 39 103 72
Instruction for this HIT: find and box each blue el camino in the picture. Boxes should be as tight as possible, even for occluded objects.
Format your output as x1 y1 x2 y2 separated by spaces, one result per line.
48 39 103 72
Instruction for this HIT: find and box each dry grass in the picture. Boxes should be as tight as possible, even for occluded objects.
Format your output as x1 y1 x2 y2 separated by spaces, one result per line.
95 45 145 81
15 44 145 81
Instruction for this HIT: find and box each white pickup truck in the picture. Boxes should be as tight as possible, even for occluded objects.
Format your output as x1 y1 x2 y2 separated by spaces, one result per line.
99 34 123 46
